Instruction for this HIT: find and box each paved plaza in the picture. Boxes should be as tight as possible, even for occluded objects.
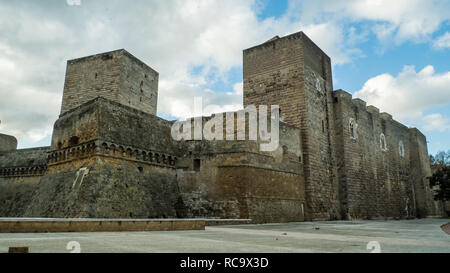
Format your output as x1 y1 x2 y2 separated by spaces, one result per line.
0 218 449 253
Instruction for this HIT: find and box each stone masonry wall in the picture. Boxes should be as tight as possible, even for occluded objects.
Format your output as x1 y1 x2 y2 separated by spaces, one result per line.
175 114 305 223
60 49 158 116
409 128 444 217
243 33 305 128
0 133 17 153
243 32 339 220
25 156 182 218
333 90 437 219
0 33 441 221
52 97 178 156
0 147 49 217
301 34 340 220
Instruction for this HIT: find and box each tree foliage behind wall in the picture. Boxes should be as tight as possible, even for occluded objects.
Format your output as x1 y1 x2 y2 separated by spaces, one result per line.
429 165 450 202
430 150 450 166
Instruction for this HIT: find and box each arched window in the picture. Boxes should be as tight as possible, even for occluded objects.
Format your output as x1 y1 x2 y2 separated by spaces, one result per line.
399 141 405 158
380 133 387 151
349 118 357 140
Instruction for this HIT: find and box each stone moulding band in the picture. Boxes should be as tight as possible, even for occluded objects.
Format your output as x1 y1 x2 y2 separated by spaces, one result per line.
47 140 178 168
0 165 47 178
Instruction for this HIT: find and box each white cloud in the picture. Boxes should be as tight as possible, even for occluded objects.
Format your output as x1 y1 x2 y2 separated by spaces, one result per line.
0 0 448 148
422 113 450 132
158 80 242 119
289 0 450 44
433 32 450 49
354 65 450 131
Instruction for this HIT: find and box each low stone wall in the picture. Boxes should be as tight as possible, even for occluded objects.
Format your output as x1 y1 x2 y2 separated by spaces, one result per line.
0 218 205 233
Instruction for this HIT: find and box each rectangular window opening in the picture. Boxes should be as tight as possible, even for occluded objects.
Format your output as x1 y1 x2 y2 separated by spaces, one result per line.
193 159 201 172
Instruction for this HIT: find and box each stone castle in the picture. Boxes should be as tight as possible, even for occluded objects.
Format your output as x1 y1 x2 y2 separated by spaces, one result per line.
0 31 443 222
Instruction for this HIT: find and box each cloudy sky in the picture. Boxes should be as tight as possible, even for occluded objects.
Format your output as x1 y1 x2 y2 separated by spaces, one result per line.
0 0 449 154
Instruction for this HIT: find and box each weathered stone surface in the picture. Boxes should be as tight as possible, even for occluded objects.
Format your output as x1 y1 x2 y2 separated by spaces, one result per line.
0 147 49 217
60 49 158 116
25 157 183 218
243 30 442 220
244 32 339 220
0 30 443 222
0 133 17 153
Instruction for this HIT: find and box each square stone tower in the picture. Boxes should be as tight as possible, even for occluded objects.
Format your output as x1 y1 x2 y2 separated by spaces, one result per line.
60 49 158 116
243 31 340 220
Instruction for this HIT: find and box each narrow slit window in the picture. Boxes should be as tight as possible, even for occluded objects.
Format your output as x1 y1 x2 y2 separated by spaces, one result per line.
193 159 200 172
380 133 387 151
349 118 357 140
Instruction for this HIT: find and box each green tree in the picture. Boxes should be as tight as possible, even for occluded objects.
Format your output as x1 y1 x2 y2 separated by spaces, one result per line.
429 165 450 202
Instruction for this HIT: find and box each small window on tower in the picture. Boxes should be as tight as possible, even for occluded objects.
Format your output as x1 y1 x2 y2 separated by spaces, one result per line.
349 118 357 140
380 133 387 151
193 159 200 172
282 145 288 156
68 136 79 147
399 141 405 158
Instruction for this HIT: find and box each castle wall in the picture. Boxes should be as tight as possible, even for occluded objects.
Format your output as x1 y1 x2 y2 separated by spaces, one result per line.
176 115 306 223
26 97 182 218
52 97 177 155
0 33 441 222
301 35 340 220
25 156 182 218
333 90 436 219
96 99 175 154
409 128 444 217
243 32 339 220
60 49 158 116
0 133 17 153
118 50 159 115
243 34 305 128
0 147 49 217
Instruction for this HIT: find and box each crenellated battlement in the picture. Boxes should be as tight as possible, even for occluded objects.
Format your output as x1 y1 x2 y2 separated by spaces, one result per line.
352 98 367 109
332 89 402 124
366 105 380 115
380 112 393 121
47 140 177 168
